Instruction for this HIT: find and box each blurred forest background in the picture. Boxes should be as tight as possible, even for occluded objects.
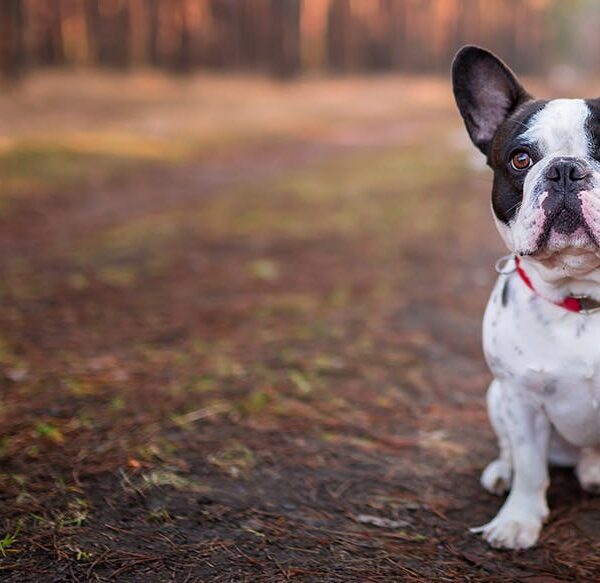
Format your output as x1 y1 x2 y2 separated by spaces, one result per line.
2 0 600 80
6 1 600 581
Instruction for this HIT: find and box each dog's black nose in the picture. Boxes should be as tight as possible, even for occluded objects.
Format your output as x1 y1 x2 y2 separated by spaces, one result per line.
544 158 591 187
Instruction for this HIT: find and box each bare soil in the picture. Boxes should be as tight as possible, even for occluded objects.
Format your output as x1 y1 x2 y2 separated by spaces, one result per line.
0 73 599 582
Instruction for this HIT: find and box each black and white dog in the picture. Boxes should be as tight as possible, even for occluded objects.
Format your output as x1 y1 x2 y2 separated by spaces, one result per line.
452 46 600 549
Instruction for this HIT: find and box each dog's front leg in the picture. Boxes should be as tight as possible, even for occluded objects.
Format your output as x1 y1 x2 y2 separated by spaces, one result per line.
472 385 550 549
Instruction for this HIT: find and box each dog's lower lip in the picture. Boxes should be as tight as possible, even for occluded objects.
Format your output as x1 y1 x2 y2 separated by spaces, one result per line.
530 208 599 256
526 234 599 259
525 237 598 259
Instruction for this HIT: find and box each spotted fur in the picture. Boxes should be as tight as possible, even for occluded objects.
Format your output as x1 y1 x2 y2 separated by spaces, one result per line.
452 46 600 550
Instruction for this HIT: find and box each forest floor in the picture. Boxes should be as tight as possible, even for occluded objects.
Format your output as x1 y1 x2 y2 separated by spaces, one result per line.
1 72 600 582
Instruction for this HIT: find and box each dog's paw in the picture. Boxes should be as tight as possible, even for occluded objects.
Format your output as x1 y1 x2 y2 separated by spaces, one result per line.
470 499 548 550
471 513 542 549
576 454 600 494
481 458 512 495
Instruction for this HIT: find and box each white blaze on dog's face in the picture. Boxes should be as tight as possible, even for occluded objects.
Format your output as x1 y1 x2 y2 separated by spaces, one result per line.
452 46 600 275
507 99 600 259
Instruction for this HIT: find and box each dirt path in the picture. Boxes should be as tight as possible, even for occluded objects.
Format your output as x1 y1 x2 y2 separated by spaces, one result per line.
1 76 600 582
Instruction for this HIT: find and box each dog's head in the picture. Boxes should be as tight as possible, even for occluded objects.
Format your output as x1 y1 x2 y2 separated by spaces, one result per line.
452 46 600 272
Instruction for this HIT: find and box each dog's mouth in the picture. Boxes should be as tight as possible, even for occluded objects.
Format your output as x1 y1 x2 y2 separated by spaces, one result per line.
527 225 600 273
531 205 599 256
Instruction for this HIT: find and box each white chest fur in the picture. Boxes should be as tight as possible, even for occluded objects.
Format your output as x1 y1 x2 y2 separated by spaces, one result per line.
484 271 600 447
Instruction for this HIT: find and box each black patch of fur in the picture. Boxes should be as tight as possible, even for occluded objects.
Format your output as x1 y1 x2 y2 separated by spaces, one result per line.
451 46 548 224
452 46 531 156
501 277 511 307
585 98 600 155
488 100 547 223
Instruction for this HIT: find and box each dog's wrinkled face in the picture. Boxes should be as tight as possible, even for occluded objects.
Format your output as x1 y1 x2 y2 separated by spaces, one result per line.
452 46 600 269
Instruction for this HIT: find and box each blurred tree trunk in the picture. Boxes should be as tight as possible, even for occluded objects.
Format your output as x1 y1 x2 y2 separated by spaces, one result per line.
327 0 351 72
31 0 65 67
208 0 240 69
0 0 25 80
388 0 406 69
0 0 559 77
147 0 160 66
86 0 131 68
175 0 192 72
271 0 301 77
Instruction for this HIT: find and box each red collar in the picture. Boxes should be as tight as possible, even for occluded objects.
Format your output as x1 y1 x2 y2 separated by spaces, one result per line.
514 256 588 313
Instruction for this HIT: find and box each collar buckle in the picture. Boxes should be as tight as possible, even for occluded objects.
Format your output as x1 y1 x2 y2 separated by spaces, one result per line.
494 254 516 275
569 295 600 315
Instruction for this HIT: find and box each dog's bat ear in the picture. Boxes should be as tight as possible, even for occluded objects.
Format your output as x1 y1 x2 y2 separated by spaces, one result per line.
452 45 531 156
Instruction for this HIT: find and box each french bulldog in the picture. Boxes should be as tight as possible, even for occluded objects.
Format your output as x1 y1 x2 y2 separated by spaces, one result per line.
452 45 600 549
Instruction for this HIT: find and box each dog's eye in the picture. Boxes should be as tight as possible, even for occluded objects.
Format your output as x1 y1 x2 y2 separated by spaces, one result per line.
510 151 532 171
